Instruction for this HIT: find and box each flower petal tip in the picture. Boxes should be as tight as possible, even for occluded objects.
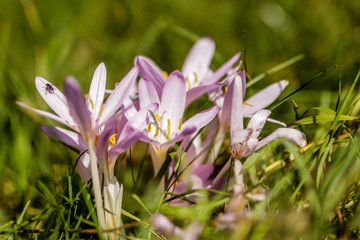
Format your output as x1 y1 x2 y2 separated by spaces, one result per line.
280 80 289 88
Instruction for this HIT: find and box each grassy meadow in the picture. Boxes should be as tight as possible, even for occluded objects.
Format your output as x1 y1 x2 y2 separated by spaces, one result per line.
1 0 360 239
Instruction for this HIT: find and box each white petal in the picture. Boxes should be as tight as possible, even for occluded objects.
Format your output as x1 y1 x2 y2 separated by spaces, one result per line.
35 76 74 125
88 63 106 122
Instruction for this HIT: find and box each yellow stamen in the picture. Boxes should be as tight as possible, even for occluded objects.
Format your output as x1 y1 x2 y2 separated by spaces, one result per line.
166 118 171 139
89 98 94 109
148 123 152 132
156 113 161 122
109 133 116 146
95 135 99 146
243 102 253 107
163 71 169 79
99 104 104 116
155 124 159 136
193 72 198 83
178 118 182 130
185 77 191 91
224 86 228 94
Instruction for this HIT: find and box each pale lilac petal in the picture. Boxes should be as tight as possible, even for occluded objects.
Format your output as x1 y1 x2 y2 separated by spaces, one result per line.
246 109 271 139
220 76 235 126
88 63 106 121
153 214 183 237
136 56 165 95
182 37 215 84
96 126 113 164
168 126 197 145
231 129 252 148
112 103 159 155
240 69 246 99
64 76 92 139
243 114 287 127
98 66 138 127
181 106 219 132
255 127 307 150
35 76 74 125
121 103 158 133
138 78 160 109
243 80 289 115
192 164 214 188
41 125 87 149
161 71 186 134
230 74 245 145
206 52 241 85
77 153 91 182
16 101 75 128
185 82 225 107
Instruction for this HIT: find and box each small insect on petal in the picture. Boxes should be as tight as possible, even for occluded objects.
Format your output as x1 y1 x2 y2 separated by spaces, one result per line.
44 83 55 95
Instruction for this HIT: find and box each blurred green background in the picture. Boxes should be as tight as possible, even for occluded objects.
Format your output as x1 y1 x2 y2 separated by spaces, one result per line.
0 0 359 226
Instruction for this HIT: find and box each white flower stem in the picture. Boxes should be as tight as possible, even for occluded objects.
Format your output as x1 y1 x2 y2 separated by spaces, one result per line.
88 138 106 229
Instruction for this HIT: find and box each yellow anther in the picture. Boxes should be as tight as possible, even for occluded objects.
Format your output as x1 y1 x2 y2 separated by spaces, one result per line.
224 86 228 94
178 118 182 130
156 113 161 122
243 102 253 107
89 98 94 109
185 77 191 91
193 72 198 83
163 71 169 79
148 123 152 132
155 124 159 136
166 118 171 139
99 104 104 116
109 133 116 146
95 135 99 146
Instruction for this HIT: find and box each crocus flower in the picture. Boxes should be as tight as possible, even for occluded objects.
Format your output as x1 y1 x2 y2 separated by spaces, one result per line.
17 63 138 140
209 69 290 162
17 63 139 229
136 37 241 107
41 102 158 183
153 214 204 240
230 74 306 159
138 70 219 173
104 176 125 240
167 164 214 206
213 74 306 184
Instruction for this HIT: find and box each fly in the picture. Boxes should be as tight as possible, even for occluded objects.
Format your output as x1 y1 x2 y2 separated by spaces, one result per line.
44 83 55 95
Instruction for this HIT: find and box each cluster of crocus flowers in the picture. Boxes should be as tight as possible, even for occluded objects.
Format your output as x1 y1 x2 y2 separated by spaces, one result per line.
17 37 307 239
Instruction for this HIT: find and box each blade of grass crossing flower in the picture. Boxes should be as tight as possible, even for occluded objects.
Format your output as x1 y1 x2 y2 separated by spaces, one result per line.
131 194 152 216
152 151 174 187
270 65 338 111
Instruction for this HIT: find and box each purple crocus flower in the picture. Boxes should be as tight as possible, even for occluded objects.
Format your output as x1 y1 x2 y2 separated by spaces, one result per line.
213 74 306 185
136 37 241 107
153 214 204 240
168 164 215 206
209 69 291 162
138 70 219 173
17 63 139 229
229 74 306 160
41 102 158 182
17 63 138 140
